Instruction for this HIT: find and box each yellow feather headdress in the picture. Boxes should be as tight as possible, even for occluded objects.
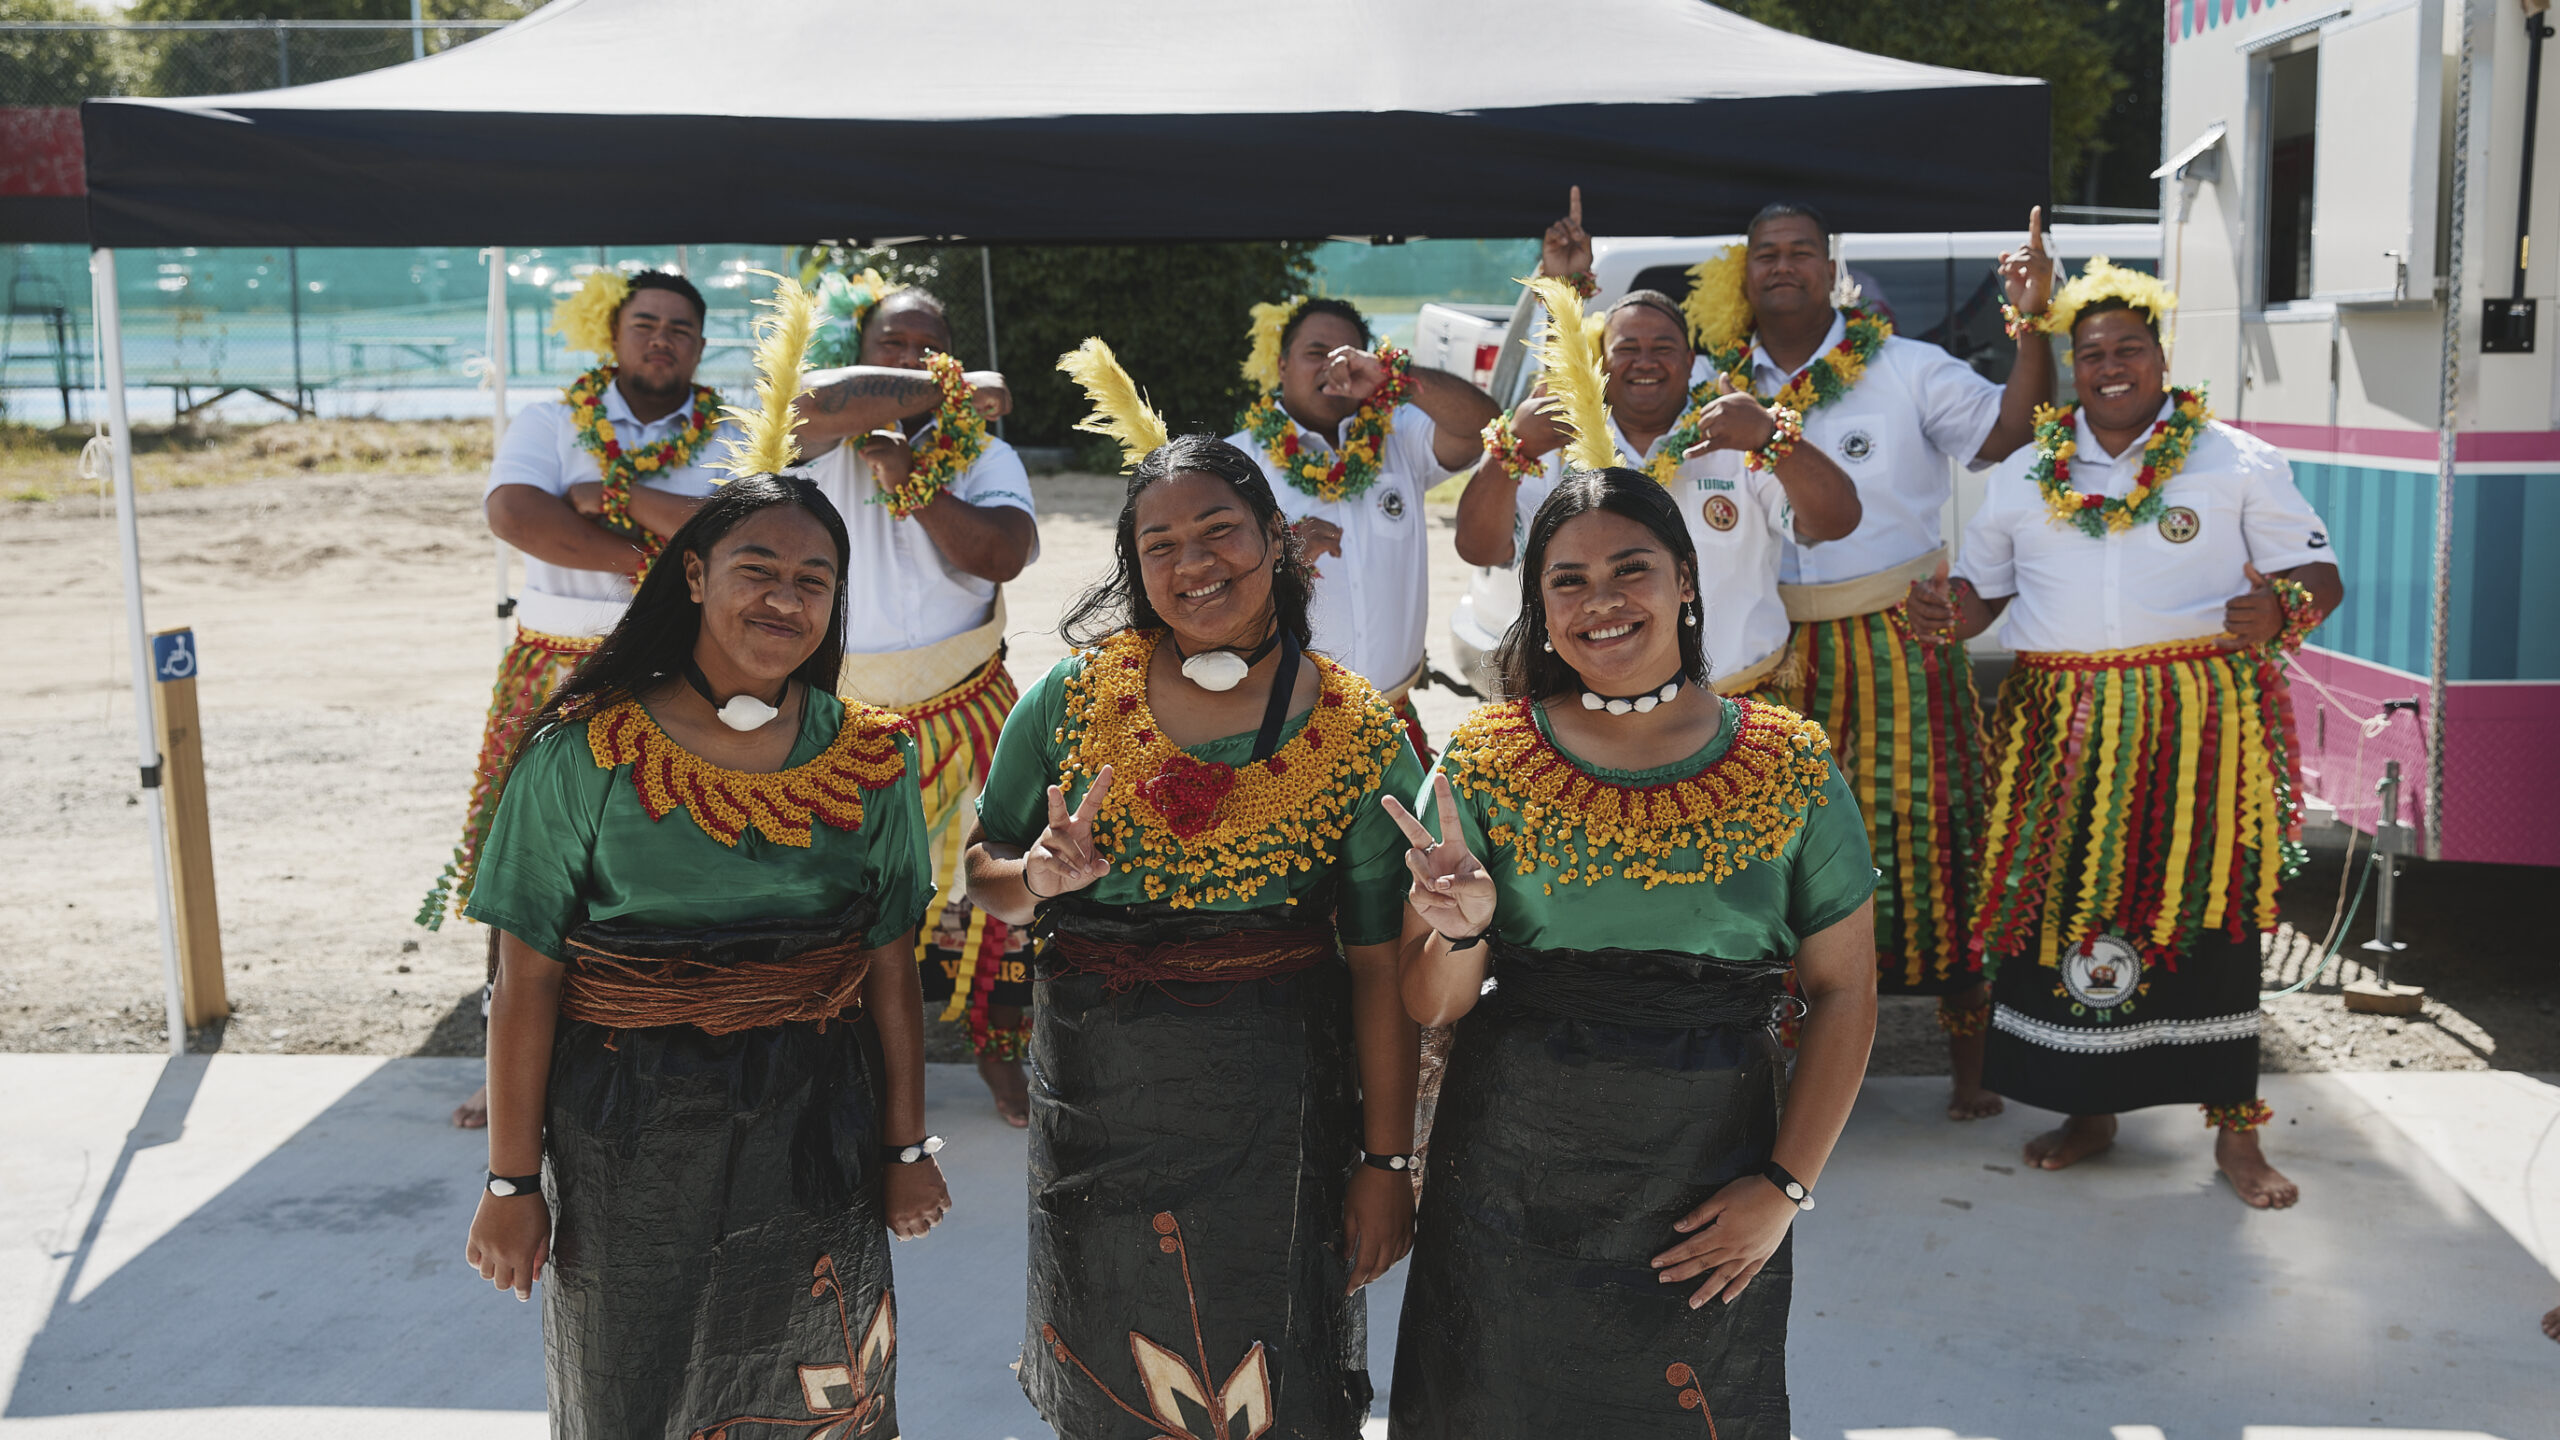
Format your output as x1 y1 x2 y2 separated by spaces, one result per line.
550 268 630 357
1240 295 1307 392
1526 275 1622 474
1680 243 1753 357
1058 337 1170 472
2044 256 2179 339
715 271 823 480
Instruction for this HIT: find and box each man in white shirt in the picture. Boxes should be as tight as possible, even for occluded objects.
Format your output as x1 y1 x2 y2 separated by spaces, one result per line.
1913 268 2343 1208
434 271 996 1127
1706 203 2054 1119
802 286 1042 1124
1224 297 1499 759
1455 194 1861 693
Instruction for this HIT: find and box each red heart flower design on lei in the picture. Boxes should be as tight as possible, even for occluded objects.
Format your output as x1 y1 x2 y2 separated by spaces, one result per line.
1137 754 1236 839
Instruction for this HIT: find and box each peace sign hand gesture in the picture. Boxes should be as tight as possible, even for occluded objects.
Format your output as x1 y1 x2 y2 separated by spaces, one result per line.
1380 774 1497 941
1540 184 1594 281
1998 205 2054 317
1024 765 1115 901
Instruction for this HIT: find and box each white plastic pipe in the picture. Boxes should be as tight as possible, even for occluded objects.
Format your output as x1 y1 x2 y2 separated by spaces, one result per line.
93 247 187 1059
486 246 513 647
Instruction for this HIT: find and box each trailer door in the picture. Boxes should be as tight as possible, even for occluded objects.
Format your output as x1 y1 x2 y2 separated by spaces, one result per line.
2310 0 2445 302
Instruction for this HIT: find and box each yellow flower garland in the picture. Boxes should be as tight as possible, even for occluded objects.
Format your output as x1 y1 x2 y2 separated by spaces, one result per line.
1442 698 1836 892
587 697 911 847
1055 629 1404 908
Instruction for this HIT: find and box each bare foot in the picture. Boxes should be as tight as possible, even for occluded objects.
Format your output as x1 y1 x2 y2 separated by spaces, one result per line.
1944 990 2003 1121
978 1054 1029 1129
2541 1305 2560 1343
452 1083 489 1130
2024 1113 2116 1169
2215 1127 2300 1209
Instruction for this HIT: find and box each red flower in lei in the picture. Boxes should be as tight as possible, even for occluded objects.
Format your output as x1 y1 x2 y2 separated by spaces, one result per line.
1138 754 1238 839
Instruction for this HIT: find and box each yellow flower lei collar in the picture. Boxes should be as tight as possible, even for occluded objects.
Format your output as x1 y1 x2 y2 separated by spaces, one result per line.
587 696 910 847
564 365 722 577
1055 628 1405 908
1442 697 1835 893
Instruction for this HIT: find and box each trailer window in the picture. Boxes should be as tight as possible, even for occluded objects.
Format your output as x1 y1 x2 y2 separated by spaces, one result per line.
2264 47 2319 304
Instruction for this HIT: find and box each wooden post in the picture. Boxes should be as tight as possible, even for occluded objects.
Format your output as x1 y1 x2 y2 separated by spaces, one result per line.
148 627 227 1027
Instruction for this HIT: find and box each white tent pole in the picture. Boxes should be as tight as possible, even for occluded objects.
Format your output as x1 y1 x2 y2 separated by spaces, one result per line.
485 246 514 647
92 247 188 1059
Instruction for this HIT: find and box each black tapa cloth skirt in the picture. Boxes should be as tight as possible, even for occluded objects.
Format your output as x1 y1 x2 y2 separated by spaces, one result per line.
1983 925 2262 1116
1020 897 1371 1440
541 901 899 1440
1391 943 1794 1440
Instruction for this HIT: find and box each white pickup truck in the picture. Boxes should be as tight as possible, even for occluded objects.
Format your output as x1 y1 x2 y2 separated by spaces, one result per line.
1422 224 2163 696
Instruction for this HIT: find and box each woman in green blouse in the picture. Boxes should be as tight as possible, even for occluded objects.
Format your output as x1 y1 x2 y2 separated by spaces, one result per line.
461 475 944 1440
966 433 1422 1440
1385 469 1878 1440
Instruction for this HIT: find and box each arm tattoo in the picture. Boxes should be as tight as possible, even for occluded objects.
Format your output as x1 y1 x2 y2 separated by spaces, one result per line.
808 370 938 415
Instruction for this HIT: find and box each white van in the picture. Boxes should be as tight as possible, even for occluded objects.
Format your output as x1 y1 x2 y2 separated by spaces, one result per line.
1429 223 2163 695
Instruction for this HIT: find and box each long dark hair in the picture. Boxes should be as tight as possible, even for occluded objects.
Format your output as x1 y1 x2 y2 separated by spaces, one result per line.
1494 467 1709 701
1058 433 1313 651
517 474 852 757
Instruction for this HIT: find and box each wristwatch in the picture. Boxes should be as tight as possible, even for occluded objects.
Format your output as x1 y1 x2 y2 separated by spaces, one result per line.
485 1169 543 1198
1361 1150 1420 1173
886 1135 946 1165
1761 1160 1814 1211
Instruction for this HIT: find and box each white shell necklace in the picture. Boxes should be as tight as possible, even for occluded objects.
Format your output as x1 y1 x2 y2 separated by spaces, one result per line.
1580 678 1683 716
683 658 785 732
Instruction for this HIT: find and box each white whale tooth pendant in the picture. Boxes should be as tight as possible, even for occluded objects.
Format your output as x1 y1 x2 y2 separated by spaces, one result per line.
715 694 781 732
1181 650 1251 692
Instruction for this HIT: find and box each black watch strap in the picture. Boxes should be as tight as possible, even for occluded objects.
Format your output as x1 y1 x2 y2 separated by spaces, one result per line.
486 1169 543 1198
1361 1150 1419 1173
1762 1160 1814 1211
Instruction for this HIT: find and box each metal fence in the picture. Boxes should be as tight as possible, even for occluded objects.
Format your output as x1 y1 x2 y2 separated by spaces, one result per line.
4 244 806 426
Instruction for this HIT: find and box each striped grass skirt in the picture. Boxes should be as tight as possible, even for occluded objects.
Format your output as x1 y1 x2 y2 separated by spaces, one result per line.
415 625 598 928
1758 607 1985 993
894 656 1029 1057
1972 639 2303 970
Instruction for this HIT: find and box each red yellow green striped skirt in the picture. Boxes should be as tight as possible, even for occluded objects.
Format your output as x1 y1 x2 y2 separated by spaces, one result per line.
1755 606 1986 993
416 625 600 929
894 655 1029 1059
1972 639 2304 969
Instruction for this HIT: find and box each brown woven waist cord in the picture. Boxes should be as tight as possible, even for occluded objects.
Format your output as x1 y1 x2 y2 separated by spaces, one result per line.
558 939 876 1039
1043 926 1335 994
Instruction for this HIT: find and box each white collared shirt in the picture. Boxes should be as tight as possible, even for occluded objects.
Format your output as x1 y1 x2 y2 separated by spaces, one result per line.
485 383 733 633
1225 401 1453 690
1752 309 2003 585
1514 410 1794 683
807 430 1038 654
1958 403 2335 654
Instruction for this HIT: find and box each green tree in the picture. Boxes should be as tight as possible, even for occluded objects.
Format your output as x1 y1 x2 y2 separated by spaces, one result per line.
126 0 536 94
1731 0 2127 200
1 0 124 105
2083 0 2166 210
801 241 1321 459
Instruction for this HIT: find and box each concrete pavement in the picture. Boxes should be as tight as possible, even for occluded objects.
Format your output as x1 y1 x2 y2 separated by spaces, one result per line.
2 1057 2552 1438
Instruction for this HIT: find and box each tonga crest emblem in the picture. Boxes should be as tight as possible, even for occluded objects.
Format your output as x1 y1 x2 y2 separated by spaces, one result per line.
2158 506 2201 543
1701 494 1740 532
2059 934 2145 1015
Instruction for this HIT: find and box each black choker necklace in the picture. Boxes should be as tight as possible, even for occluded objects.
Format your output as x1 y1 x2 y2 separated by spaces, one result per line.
682 658 786 732
1579 676 1684 716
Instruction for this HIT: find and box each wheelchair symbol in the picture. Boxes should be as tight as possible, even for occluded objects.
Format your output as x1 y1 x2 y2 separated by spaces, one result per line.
152 631 197 682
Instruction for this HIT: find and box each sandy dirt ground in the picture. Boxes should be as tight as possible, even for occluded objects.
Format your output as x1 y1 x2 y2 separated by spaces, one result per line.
2 445 2551 1080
